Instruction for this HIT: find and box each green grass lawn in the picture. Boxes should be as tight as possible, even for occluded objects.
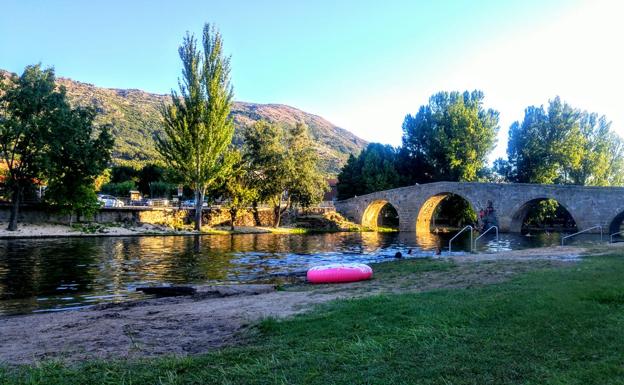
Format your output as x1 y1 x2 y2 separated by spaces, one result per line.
3 255 624 384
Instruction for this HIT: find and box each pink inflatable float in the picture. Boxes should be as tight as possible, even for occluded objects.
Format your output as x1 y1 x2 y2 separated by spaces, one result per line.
307 263 373 283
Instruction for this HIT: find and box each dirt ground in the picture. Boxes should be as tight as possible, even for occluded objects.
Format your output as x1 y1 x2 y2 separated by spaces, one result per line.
0 245 606 365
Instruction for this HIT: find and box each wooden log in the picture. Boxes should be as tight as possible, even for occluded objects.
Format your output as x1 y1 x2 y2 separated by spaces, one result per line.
136 286 196 296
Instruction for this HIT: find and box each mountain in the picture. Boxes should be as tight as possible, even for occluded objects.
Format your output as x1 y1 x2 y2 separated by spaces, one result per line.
1 69 366 175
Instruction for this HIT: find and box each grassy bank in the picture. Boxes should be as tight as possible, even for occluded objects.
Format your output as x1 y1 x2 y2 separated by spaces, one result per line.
3 255 624 384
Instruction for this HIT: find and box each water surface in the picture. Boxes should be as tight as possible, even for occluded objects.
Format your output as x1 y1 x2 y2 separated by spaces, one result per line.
0 231 603 314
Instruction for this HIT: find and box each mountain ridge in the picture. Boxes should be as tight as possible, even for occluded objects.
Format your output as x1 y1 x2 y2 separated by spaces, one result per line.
0 69 367 175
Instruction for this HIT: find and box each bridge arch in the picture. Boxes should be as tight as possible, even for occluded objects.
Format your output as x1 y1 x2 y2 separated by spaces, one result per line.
361 200 400 229
415 192 477 234
509 197 578 233
608 210 624 236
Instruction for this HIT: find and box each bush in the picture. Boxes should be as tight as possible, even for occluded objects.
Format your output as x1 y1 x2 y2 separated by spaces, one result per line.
99 181 136 197
148 181 176 198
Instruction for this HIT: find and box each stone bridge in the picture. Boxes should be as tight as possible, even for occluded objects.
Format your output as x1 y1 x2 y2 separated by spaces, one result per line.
334 182 624 234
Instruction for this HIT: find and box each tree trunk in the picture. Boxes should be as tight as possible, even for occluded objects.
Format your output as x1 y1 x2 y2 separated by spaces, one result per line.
273 204 281 228
194 190 203 231
230 207 237 231
252 201 261 226
7 186 22 231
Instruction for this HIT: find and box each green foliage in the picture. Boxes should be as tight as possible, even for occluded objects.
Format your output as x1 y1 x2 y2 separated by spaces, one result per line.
100 180 136 197
110 165 139 183
44 105 114 221
148 181 175 198
522 199 576 230
243 121 326 227
138 164 165 195
218 149 258 229
0 64 112 229
93 169 111 192
0 65 62 230
505 97 624 185
155 23 235 230
433 194 477 228
46 185 102 222
286 123 328 208
402 90 499 181
336 143 402 200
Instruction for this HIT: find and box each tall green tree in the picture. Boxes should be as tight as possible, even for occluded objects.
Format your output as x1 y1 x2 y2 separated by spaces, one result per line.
505 97 623 186
155 24 235 231
402 90 499 181
0 65 112 230
44 107 114 223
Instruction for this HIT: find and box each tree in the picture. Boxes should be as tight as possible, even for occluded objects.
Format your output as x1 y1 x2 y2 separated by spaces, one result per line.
336 143 401 200
0 65 58 230
44 107 114 223
336 154 363 200
401 90 499 181
242 120 286 226
505 97 623 186
569 113 623 186
286 123 327 210
506 98 583 184
502 97 624 229
0 65 112 230
243 121 326 227
218 150 257 230
138 163 166 195
155 24 235 231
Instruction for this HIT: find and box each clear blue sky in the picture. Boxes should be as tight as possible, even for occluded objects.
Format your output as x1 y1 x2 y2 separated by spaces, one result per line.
2 0 621 160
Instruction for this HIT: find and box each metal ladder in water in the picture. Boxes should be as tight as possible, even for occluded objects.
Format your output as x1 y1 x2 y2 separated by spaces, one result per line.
473 225 499 252
561 225 603 246
448 225 473 254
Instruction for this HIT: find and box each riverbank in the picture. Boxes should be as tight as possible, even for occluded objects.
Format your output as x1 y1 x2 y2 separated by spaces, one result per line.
1 243 614 371
0 222 362 238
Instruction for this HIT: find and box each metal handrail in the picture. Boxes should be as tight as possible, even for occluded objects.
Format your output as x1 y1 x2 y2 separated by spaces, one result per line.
448 225 473 253
473 226 499 252
610 230 624 243
561 225 603 246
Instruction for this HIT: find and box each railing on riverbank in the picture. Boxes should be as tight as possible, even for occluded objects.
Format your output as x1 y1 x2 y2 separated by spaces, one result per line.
448 225 473 253
610 230 624 243
474 226 499 252
561 225 603 246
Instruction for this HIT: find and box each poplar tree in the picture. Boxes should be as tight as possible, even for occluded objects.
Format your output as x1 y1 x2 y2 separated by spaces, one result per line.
156 24 235 231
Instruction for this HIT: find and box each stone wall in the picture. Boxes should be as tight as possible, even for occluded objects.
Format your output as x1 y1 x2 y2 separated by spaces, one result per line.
0 204 335 228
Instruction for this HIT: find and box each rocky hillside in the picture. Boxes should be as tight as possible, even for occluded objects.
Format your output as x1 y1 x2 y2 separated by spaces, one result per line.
1 69 366 175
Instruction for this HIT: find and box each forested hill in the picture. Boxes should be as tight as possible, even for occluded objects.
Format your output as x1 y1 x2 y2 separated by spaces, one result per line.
0 69 367 175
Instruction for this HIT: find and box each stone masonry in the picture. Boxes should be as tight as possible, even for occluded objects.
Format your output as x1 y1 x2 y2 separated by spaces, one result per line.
334 182 624 234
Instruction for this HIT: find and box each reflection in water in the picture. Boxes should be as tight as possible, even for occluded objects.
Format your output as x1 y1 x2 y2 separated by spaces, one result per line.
0 231 602 315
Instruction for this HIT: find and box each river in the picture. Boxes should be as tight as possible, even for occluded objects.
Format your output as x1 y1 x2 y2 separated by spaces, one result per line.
0 231 604 314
